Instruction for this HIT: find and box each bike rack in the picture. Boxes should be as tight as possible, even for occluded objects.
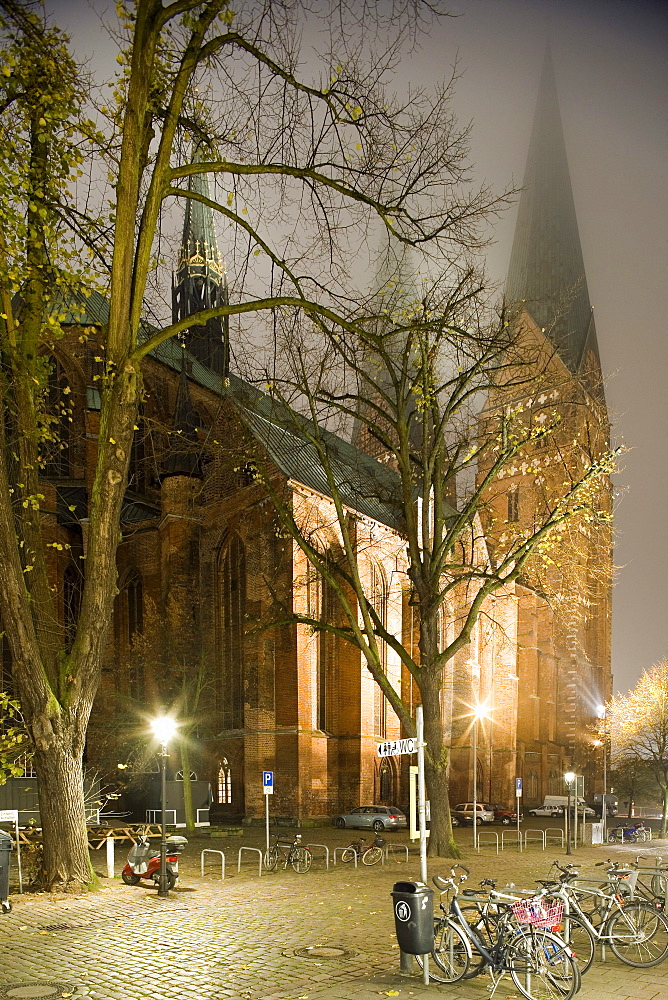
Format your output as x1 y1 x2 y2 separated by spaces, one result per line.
306 843 330 870
201 849 225 880
475 831 499 854
237 846 263 876
545 827 565 847
501 830 522 851
524 829 546 849
333 846 357 867
385 843 409 863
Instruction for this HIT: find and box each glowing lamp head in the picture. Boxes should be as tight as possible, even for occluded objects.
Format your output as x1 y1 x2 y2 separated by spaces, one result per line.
564 771 575 785
596 703 606 718
151 716 178 746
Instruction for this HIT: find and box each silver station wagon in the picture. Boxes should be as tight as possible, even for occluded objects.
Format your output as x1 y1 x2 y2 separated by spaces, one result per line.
332 805 407 831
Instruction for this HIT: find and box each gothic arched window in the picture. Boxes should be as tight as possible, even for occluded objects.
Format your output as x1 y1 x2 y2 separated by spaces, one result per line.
124 570 144 643
370 561 388 738
63 564 82 652
217 758 232 804
219 533 246 729
41 355 71 478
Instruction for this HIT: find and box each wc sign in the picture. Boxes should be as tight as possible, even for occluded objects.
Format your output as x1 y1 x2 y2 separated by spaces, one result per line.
263 771 274 795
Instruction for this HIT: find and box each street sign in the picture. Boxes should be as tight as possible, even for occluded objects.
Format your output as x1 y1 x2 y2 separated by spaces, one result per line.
377 738 416 758
515 777 522 798
262 771 274 795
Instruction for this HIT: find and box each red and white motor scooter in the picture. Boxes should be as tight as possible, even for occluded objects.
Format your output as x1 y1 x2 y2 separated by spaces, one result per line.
121 834 187 890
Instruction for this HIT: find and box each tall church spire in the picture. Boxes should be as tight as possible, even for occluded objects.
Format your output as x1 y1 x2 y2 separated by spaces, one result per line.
506 47 600 376
172 145 230 377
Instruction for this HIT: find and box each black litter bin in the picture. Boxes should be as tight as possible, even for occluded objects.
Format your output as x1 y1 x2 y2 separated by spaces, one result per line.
0 830 13 914
391 880 434 954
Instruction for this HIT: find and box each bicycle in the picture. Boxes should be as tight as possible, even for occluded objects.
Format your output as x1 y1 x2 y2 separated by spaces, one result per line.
340 834 385 866
418 865 581 1000
538 860 668 969
263 834 312 873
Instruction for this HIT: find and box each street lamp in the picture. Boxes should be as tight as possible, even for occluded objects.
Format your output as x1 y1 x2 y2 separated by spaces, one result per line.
472 702 490 850
596 703 608 843
564 771 575 855
151 715 178 898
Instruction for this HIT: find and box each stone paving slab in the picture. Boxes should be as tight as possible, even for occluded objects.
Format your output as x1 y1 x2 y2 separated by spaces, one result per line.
0 832 666 1000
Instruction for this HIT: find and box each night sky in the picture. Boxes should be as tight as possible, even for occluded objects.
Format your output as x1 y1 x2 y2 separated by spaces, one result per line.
46 0 667 694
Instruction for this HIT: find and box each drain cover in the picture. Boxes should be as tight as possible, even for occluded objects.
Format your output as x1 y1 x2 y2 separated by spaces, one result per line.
0 986 76 999
294 945 355 960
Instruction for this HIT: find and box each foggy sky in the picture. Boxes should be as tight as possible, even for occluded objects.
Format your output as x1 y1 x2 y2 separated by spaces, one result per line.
45 0 667 694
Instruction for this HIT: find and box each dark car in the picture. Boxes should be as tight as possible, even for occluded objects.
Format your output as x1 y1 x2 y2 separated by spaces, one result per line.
331 805 407 832
493 804 522 825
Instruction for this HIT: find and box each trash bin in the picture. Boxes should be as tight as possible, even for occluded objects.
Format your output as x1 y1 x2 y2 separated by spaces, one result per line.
0 830 13 914
391 880 434 954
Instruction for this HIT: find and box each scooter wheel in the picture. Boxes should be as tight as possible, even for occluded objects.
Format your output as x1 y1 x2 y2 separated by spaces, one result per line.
152 871 177 891
122 870 142 885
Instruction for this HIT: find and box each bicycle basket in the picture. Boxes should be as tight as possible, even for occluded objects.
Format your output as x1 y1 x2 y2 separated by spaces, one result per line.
510 898 564 929
374 836 386 847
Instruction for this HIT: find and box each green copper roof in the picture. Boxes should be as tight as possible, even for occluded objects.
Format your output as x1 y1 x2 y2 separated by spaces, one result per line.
506 48 600 374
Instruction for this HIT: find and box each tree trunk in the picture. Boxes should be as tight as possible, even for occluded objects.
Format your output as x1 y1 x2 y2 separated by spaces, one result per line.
661 786 668 839
420 669 460 858
34 734 96 890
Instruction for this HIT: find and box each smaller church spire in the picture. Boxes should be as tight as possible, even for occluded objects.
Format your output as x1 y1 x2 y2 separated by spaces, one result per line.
172 144 230 377
506 47 601 376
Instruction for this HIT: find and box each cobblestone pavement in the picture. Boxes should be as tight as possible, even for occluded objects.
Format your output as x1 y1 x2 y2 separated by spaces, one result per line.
0 829 667 1000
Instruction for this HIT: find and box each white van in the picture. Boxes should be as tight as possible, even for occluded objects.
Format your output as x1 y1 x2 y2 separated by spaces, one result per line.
543 795 595 817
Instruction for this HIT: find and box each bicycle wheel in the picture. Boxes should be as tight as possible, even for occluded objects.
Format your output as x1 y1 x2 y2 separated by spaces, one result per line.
362 846 383 866
458 903 500 978
606 900 668 967
263 846 279 872
291 846 312 873
507 928 581 1000
651 872 667 899
340 847 357 864
415 918 471 983
559 912 596 974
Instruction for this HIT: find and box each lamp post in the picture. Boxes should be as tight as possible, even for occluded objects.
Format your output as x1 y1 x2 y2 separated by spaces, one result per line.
472 703 489 850
596 704 608 843
564 771 575 855
151 716 177 898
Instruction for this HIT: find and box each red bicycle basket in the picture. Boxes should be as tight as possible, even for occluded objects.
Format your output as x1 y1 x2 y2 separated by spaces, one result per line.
511 899 564 928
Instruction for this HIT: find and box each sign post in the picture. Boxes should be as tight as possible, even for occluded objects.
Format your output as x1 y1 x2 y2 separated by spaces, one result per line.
515 778 522 850
263 771 273 853
0 809 22 893
378 729 426 984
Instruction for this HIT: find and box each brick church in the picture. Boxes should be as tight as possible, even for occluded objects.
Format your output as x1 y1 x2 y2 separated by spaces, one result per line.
1 51 612 824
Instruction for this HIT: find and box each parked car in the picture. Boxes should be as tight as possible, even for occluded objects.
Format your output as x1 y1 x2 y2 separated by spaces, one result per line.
450 802 495 826
527 804 563 817
332 805 407 831
493 804 523 825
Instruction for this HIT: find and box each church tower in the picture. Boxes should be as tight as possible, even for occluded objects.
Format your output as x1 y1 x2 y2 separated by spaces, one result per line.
506 47 603 393
503 47 613 781
172 147 230 377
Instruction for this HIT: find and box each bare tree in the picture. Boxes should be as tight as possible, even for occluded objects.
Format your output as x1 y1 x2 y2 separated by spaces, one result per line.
253 268 617 857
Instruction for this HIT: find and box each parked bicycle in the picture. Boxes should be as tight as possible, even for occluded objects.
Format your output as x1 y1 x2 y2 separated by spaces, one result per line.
340 834 385 866
263 834 312 874
536 859 668 969
418 865 581 1000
